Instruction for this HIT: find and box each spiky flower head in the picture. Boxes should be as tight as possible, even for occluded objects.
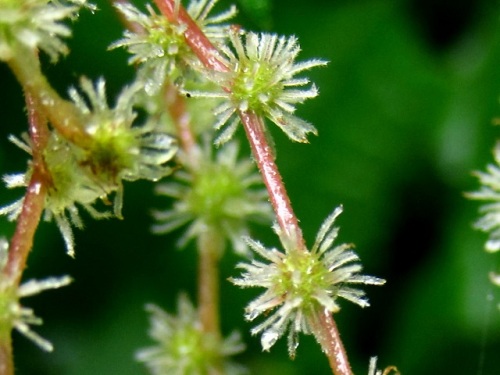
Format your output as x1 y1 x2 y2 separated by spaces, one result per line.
467 142 500 253
111 0 237 95
152 141 271 255
0 0 94 62
0 132 111 257
69 77 178 218
188 29 327 145
0 78 177 256
0 237 72 351
231 206 385 357
136 294 246 375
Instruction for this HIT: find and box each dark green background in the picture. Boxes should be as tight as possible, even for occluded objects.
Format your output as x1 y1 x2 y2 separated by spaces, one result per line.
1 0 500 373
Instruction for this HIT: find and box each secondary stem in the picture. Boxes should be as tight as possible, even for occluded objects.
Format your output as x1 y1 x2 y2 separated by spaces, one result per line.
163 83 200 167
197 229 223 346
161 62 222 373
6 45 91 148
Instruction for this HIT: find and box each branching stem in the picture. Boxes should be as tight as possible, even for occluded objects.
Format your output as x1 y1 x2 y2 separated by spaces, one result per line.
197 229 224 375
157 34 222 372
6 46 90 148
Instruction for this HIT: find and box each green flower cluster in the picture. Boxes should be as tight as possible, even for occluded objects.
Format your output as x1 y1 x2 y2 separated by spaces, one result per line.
232 206 385 357
111 0 236 95
0 0 94 62
187 28 327 144
0 238 72 351
0 78 177 256
136 294 246 375
153 141 271 255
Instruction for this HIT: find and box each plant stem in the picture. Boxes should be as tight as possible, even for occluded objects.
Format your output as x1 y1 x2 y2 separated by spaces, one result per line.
197 230 221 335
153 1 353 373
6 45 91 148
0 334 13 375
310 309 353 375
196 226 229 375
163 83 199 167
160 59 222 372
239 111 306 249
0 92 50 375
153 0 227 72
0 330 14 375
4 92 50 285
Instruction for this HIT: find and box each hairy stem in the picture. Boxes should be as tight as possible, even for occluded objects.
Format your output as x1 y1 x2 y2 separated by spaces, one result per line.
310 309 353 375
6 45 91 148
153 0 227 72
239 111 305 249
0 92 50 375
4 92 50 285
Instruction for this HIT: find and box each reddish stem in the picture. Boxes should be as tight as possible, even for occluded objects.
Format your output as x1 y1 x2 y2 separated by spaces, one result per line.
153 0 228 72
239 111 305 249
163 84 197 155
310 309 353 375
4 93 50 285
7 48 91 149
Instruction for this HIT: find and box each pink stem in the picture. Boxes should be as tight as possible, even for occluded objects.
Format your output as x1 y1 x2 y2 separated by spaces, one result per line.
0 92 50 375
310 309 353 375
4 92 49 285
239 111 305 249
153 0 228 72
163 83 197 156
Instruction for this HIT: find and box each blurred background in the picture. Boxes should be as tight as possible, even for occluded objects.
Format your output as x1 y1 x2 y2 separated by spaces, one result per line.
1 0 500 373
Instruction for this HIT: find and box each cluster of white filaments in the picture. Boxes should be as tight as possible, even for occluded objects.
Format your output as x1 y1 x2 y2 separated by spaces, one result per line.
467 142 500 286
111 0 236 95
136 294 246 375
152 141 271 255
0 78 177 257
0 0 95 62
468 143 500 253
0 238 72 351
187 28 327 144
232 206 385 357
